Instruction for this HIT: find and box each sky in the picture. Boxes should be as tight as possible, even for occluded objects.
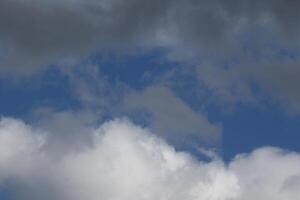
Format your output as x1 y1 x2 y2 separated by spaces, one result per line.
0 0 300 199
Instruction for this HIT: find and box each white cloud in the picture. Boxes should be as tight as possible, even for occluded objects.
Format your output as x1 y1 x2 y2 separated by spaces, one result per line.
0 118 45 180
0 117 299 200
230 148 300 199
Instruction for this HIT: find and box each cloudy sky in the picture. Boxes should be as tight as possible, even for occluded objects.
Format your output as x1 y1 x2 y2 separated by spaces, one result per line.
1 0 300 199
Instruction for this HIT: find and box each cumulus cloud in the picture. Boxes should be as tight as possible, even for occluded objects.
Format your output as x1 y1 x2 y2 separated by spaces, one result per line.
1 0 300 74
0 118 45 180
0 117 299 200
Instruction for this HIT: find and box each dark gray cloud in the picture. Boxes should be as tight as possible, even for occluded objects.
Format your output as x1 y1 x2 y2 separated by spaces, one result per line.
1 0 300 74
2 0 300 114
0 0 170 74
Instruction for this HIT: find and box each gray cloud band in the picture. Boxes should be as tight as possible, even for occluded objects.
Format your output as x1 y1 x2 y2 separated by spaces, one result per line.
0 0 300 73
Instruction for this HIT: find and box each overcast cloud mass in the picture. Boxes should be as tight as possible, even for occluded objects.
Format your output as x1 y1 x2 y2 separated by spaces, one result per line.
1 0 300 72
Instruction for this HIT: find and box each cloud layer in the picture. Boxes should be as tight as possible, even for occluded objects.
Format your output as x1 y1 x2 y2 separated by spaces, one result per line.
2 0 300 115
0 117 299 200
1 0 300 74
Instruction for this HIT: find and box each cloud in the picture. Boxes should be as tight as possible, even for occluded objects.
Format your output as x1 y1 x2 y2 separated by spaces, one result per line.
1 0 300 74
197 61 300 113
197 64 255 105
30 108 98 157
0 117 299 200
2 0 300 115
55 65 220 145
125 86 221 144
230 147 300 199
60 64 126 110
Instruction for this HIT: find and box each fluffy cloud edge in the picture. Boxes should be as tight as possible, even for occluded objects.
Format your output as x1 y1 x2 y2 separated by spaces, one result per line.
0 117 299 200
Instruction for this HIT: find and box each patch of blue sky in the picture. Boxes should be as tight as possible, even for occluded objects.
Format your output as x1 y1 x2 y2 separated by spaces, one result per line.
1 49 300 162
220 103 300 162
162 65 300 161
0 67 80 118
76 49 300 161
89 48 177 89
0 192 8 200
0 187 9 200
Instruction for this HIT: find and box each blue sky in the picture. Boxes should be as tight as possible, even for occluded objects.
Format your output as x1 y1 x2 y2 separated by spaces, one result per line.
1 1 300 200
1 51 300 161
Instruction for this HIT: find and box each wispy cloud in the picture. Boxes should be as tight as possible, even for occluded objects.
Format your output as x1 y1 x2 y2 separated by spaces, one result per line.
125 86 221 144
